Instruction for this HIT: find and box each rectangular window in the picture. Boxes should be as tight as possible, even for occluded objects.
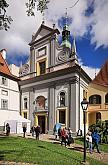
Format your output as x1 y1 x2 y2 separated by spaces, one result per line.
1 99 8 109
24 98 27 109
1 90 8 96
1 77 7 86
39 61 46 74
59 110 65 124
23 112 27 119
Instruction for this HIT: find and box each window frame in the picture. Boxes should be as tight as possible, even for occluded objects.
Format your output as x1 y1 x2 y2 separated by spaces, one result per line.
39 60 46 75
59 109 66 124
1 90 8 96
23 112 27 119
24 97 28 109
105 93 108 104
1 99 8 109
1 76 8 86
89 95 101 104
60 92 65 107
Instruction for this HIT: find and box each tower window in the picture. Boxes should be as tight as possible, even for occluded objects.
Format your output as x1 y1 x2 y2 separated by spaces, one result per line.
39 61 46 74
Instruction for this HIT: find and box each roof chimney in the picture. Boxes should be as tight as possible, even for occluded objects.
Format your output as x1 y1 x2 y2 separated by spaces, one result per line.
0 49 6 60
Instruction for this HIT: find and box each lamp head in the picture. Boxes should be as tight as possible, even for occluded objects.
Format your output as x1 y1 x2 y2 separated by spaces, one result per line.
81 98 89 111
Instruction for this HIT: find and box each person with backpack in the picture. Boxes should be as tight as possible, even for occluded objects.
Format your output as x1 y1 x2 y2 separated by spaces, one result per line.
92 130 101 153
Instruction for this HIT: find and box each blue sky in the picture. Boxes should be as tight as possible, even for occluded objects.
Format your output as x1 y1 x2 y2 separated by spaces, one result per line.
0 0 108 77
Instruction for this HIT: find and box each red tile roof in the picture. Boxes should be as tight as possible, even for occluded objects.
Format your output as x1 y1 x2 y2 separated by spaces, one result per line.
0 53 12 76
92 60 108 87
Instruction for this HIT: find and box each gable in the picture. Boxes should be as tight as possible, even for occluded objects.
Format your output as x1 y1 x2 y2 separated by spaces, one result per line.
35 28 52 41
30 24 60 45
92 60 108 87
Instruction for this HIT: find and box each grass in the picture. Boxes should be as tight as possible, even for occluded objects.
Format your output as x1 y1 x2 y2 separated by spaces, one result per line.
75 137 108 153
0 136 106 165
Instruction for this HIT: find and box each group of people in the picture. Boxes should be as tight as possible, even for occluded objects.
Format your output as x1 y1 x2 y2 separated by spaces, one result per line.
31 125 41 140
60 127 74 147
86 129 101 154
54 126 74 147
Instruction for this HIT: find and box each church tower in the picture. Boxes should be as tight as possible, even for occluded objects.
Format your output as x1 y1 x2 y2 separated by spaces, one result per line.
61 10 71 50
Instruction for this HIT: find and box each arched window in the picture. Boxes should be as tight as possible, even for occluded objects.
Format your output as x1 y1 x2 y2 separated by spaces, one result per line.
60 92 65 106
36 96 46 108
105 93 108 104
89 95 101 104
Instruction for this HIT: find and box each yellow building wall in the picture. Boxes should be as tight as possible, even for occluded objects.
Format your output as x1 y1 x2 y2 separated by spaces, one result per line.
88 83 108 126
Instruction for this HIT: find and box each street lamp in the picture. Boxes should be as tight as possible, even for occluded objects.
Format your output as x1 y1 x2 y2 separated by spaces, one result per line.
81 98 89 162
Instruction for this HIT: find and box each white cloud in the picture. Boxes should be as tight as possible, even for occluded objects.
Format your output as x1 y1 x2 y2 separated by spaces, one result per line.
82 65 100 80
0 0 108 62
0 0 42 55
90 0 108 48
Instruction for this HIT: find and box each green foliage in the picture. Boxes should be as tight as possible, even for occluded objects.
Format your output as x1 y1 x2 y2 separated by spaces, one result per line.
89 120 108 144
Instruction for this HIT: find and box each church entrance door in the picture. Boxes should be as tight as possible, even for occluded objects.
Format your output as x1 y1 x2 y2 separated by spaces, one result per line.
38 115 45 134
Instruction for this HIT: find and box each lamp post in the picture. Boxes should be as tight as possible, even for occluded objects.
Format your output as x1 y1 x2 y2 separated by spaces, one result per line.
81 98 89 162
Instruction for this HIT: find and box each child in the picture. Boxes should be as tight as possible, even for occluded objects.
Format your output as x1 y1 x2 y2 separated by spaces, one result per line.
88 132 92 154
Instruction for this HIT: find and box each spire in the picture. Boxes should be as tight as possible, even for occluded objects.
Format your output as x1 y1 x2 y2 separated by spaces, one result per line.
71 34 78 64
42 12 45 25
61 8 71 49
72 34 77 55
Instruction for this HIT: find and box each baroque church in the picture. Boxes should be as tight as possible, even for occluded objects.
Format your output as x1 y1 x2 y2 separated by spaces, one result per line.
19 21 91 134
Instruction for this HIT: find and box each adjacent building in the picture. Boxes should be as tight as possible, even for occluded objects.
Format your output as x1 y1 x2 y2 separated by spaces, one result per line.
0 49 30 133
88 60 108 126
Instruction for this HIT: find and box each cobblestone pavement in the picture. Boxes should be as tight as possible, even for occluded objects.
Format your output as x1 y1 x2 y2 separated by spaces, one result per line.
0 133 108 165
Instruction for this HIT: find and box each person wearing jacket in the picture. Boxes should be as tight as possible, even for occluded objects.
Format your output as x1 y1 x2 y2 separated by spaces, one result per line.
92 130 101 153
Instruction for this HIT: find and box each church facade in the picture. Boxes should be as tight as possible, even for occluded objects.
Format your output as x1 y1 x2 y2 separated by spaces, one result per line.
19 23 91 134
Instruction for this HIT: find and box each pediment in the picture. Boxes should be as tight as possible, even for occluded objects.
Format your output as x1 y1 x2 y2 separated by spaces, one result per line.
30 24 54 44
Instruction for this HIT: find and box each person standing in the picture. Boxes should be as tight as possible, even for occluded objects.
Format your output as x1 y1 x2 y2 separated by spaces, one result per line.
31 125 35 137
88 132 92 154
35 125 40 140
23 125 26 138
6 123 10 136
61 128 67 147
92 130 101 153
67 128 74 146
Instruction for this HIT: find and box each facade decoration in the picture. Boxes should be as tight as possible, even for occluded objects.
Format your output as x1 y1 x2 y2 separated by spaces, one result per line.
19 20 91 134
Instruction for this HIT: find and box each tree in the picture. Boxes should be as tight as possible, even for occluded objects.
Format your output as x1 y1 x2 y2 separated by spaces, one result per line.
26 0 50 16
0 0 13 30
0 0 50 30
